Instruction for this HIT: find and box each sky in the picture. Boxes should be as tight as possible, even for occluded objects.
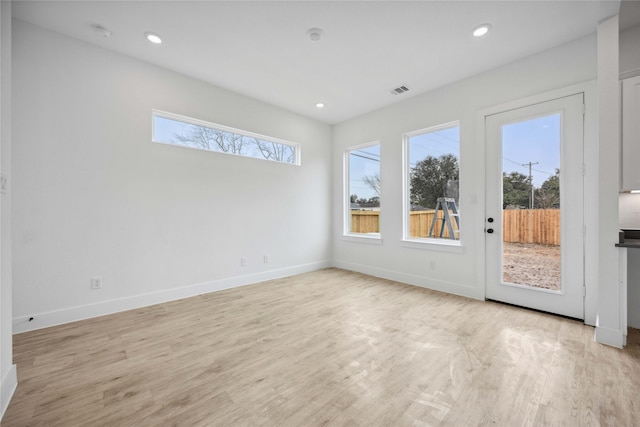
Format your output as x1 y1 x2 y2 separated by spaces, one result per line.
349 144 381 199
502 113 560 188
408 125 460 168
349 114 560 201
154 115 188 144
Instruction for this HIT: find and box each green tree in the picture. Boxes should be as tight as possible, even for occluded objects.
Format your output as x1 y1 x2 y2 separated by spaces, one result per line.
502 171 530 209
350 194 379 207
535 169 560 208
358 196 379 207
410 154 459 209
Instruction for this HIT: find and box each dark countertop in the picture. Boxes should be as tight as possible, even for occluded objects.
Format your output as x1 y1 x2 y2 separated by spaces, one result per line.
616 238 640 248
616 229 640 248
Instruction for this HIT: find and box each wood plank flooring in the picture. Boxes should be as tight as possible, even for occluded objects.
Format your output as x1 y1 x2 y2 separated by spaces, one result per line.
3 268 640 426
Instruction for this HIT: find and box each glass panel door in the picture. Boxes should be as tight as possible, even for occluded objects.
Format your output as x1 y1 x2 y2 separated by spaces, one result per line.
485 93 584 319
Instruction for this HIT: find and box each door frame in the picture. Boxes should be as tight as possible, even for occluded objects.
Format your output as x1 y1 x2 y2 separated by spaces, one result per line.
475 80 598 325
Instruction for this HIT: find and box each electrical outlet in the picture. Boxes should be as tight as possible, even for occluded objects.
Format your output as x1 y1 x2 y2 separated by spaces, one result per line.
241 258 248 267
263 255 269 263
429 261 436 270
91 277 103 289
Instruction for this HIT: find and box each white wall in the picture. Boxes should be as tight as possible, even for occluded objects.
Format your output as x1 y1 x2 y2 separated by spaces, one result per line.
0 1 16 419
619 194 640 229
332 35 600 320
596 16 623 347
11 20 333 333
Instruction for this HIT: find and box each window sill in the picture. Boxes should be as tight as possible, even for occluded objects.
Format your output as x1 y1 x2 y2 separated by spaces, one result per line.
342 233 383 245
401 238 464 253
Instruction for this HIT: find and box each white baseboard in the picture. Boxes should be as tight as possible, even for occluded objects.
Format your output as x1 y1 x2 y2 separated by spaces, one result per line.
595 324 626 348
1 364 17 421
13 261 331 334
333 260 483 301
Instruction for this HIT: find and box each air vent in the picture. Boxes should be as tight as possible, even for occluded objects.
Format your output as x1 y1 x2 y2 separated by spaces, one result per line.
390 85 410 96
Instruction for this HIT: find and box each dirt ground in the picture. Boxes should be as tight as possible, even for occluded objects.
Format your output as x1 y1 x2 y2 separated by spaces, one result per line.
503 242 561 291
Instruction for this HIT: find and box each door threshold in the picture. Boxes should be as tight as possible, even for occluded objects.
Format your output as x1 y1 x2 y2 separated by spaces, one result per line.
486 298 584 322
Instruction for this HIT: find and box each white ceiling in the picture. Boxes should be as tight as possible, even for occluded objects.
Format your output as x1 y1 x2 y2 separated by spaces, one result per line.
13 1 622 124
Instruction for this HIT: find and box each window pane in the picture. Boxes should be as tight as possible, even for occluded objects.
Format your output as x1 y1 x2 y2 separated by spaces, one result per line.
407 124 460 240
153 112 298 165
502 114 561 290
347 144 380 236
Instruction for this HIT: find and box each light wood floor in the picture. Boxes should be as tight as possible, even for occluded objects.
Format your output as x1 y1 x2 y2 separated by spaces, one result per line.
3 268 640 426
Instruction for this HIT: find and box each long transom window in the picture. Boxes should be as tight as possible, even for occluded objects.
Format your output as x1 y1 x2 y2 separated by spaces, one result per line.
152 110 299 165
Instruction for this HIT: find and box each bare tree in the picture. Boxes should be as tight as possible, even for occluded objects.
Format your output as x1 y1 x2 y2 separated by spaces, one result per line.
175 126 246 155
173 123 295 163
362 172 381 197
254 139 295 163
225 132 246 155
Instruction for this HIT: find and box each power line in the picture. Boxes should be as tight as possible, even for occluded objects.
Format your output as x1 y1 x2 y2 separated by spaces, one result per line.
421 132 459 144
532 167 554 175
350 153 380 162
505 156 554 176
358 149 380 157
504 157 527 168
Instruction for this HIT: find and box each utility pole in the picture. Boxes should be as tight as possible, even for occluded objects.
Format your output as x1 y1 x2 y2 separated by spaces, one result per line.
522 161 539 209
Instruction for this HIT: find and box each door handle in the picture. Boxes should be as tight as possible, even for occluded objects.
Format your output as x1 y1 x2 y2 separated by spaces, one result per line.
486 228 494 234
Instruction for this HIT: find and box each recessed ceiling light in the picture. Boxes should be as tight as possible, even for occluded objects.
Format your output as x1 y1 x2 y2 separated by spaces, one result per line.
307 28 324 42
472 24 491 37
315 102 325 109
145 32 163 44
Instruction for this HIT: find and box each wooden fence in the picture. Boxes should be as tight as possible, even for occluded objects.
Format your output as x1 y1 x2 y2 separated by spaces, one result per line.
407 210 457 239
350 208 560 245
350 211 380 234
350 210 458 239
502 209 560 245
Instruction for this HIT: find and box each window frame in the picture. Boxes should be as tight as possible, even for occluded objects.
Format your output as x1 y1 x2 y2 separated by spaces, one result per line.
402 121 463 251
152 109 301 166
343 141 382 242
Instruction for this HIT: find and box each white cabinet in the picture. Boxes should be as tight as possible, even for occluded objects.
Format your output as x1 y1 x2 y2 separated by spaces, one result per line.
621 75 640 190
